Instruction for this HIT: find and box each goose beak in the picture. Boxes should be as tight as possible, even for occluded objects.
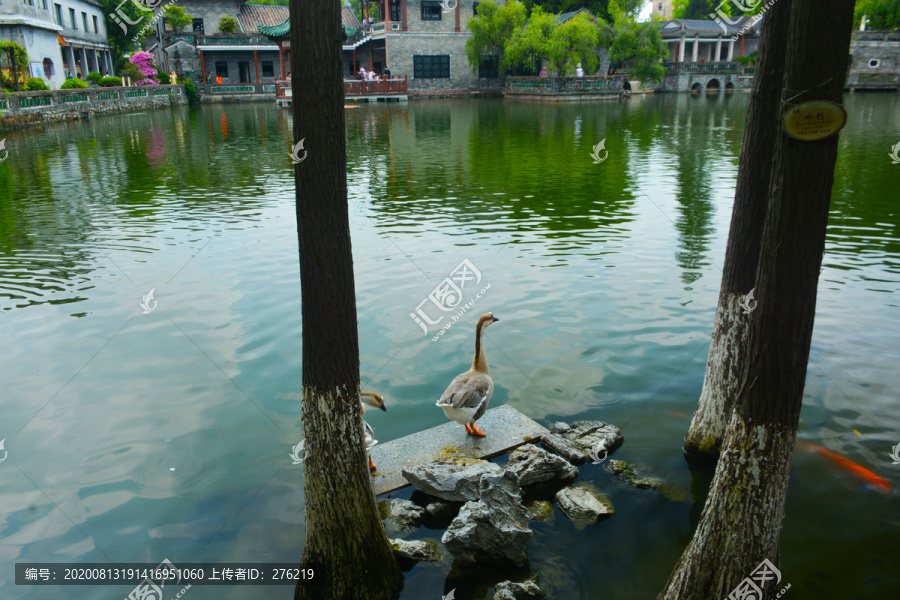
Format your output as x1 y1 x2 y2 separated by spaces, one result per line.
492 316 499 322
380 403 387 412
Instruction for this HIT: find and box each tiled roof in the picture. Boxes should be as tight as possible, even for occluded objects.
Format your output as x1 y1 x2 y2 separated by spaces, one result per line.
257 7 361 38
661 17 759 36
239 4 290 33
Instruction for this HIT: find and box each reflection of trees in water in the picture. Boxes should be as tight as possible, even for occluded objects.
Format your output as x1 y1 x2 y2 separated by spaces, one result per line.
661 93 744 287
0 106 290 312
358 100 638 243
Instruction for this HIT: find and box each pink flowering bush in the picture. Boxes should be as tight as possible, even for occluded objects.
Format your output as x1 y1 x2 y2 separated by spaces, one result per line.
130 51 159 86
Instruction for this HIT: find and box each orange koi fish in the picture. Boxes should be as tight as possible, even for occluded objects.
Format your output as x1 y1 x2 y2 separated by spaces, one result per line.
799 441 890 492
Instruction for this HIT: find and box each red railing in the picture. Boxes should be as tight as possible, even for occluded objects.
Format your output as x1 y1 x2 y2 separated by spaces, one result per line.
344 76 408 95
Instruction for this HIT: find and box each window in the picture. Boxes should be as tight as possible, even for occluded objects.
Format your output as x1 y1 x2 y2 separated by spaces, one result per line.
215 62 228 77
658 3 662 9
192 18 204 34
413 55 450 78
54 3 62 26
262 61 274 77
93 15 98 33
421 2 442 20
478 57 498 78
42 0 49 9
869 59 880 68
390 3 400 21
82 12 88 32
69 7 76 28
474 2 480 15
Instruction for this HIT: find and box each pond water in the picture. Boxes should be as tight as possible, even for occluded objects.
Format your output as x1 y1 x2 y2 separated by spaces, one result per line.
1 93 899 600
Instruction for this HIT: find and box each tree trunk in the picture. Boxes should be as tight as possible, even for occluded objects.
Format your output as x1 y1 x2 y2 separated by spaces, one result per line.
291 1 403 598
684 0 792 460
659 0 855 597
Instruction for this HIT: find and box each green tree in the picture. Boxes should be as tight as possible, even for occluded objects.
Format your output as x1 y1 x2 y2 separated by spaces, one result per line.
465 0 528 73
854 0 900 29
547 11 603 75
289 0 404 596
164 6 193 32
98 0 149 66
525 0 643 22
218 15 239 33
505 6 557 73
673 0 722 19
608 1 667 81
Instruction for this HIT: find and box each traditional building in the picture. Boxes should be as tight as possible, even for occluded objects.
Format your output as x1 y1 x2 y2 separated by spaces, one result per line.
660 18 760 63
650 0 676 20
1 0 113 89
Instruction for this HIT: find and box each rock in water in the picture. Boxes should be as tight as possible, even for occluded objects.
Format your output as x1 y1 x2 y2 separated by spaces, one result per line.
390 538 441 562
603 459 687 501
492 577 545 600
378 498 425 531
402 458 505 502
424 498 460 519
525 500 554 522
541 421 624 465
442 471 532 566
555 484 614 523
506 443 578 486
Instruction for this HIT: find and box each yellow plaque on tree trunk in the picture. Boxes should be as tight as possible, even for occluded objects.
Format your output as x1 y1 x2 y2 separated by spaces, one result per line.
782 101 848 141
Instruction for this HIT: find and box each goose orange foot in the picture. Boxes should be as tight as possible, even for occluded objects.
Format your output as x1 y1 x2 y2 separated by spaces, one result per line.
368 456 377 471
468 423 487 437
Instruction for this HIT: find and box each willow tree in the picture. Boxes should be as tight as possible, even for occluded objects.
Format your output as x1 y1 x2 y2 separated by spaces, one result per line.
465 0 527 74
504 6 557 74
290 0 402 598
547 12 603 75
683 0 793 459
660 0 856 597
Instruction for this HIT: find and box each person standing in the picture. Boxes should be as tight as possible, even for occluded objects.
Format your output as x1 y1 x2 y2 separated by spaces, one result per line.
206 71 212 84
382 65 391 80
575 63 584 77
216 74 222 85
539 66 548 77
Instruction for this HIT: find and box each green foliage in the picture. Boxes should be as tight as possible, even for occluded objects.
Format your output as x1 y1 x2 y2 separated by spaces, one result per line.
183 80 201 105
505 6 558 73
61 77 89 89
608 1 668 82
547 12 603 75
157 71 171 84
98 0 146 65
854 0 900 29
164 6 193 32
525 0 643 23
86 71 103 84
218 16 239 33
24 77 50 91
673 0 723 19
119 62 141 80
100 76 123 86
246 0 289 4
0 41 29 89
465 0 527 73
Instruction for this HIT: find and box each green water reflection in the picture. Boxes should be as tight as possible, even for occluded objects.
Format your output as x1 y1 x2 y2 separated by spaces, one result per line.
0 94 898 599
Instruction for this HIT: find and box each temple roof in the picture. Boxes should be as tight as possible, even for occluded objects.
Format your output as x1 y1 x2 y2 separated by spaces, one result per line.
258 6 361 38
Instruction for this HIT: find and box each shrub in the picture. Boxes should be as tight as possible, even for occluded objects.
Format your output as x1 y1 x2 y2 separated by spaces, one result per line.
100 76 122 87
86 71 102 84
218 16 238 33
61 78 89 89
183 80 200 105
130 51 159 85
157 71 171 84
24 77 50 91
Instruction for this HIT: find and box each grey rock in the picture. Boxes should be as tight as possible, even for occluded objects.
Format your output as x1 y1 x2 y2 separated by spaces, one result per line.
402 458 506 502
493 577 545 600
425 498 460 519
390 538 441 562
506 443 579 486
555 485 614 523
604 460 687 501
542 420 624 464
441 471 533 566
378 499 425 531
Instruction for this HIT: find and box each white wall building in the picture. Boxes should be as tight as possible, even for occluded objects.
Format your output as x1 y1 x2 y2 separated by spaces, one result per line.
1 0 114 89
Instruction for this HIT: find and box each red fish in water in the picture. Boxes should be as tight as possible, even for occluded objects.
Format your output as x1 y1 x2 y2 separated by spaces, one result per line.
799 441 890 492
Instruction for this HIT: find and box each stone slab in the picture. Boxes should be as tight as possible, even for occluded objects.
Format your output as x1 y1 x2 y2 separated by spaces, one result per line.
370 405 548 496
